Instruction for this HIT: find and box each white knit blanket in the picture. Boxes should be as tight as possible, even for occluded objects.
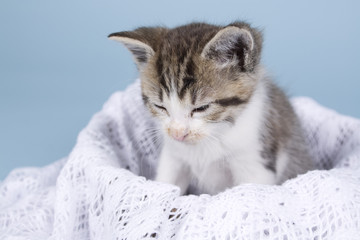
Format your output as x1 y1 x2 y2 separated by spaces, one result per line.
1 81 360 240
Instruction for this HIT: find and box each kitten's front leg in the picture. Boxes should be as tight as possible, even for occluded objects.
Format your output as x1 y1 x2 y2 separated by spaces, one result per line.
155 146 191 195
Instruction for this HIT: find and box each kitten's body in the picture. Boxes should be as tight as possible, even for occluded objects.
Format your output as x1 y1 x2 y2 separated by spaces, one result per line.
109 22 313 195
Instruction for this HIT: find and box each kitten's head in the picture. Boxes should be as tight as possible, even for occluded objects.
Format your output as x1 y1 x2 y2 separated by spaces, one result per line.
109 22 263 144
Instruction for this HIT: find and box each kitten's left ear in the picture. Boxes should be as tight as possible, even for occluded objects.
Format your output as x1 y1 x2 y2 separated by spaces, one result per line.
108 27 167 69
201 23 262 72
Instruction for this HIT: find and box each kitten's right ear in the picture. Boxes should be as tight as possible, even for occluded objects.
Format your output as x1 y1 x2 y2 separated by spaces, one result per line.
108 27 167 69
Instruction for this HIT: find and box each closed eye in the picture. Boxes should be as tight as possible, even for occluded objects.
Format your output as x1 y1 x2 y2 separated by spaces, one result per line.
191 104 210 116
154 104 168 113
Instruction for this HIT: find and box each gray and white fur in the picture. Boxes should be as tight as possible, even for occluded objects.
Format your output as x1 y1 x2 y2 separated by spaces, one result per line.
109 21 314 195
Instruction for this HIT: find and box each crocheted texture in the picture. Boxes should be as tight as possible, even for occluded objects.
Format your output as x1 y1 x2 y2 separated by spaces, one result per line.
1 81 360 240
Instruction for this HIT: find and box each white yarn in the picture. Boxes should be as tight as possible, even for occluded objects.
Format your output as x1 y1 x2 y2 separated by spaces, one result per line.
1 80 360 240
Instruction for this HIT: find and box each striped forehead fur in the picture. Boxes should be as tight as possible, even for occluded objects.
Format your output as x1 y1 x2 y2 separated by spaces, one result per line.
121 21 264 122
147 24 260 91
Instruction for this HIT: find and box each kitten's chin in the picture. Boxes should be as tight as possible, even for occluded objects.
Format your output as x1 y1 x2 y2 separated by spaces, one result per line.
167 134 203 145
181 138 200 145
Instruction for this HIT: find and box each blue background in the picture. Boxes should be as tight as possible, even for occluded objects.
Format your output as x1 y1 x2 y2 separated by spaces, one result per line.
1 0 359 180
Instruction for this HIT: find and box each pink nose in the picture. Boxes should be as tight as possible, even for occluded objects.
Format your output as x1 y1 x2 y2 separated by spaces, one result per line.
169 127 189 141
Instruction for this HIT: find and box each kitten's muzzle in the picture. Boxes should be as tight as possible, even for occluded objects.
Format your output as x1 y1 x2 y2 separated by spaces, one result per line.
172 132 189 142
168 122 189 142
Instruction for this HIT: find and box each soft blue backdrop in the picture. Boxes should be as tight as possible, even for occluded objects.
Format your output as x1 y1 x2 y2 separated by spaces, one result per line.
1 0 359 180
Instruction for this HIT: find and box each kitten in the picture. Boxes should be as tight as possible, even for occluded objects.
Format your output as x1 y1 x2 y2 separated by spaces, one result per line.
109 21 313 195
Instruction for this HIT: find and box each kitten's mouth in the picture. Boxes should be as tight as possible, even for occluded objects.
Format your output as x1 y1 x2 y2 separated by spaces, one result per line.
167 127 204 144
172 133 189 142
171 133 205 145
